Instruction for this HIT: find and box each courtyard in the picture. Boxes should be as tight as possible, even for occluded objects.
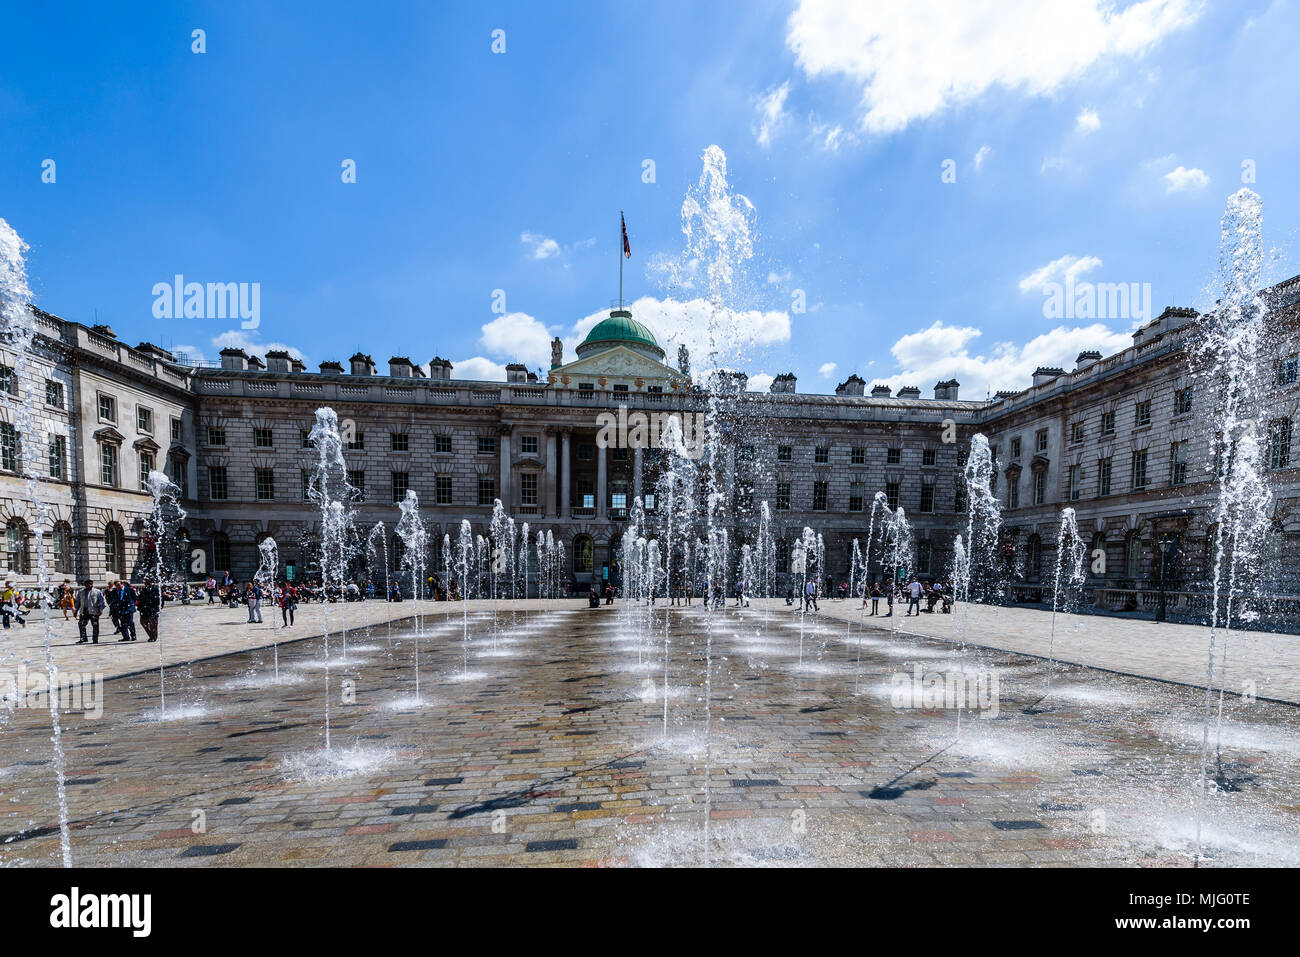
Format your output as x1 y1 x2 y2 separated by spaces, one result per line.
2 599 1297 867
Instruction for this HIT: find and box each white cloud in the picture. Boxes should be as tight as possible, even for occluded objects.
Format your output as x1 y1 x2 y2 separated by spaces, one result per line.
520 231 561 259
747 372 775 392
1076 108 1101 132
1018 254 1103 294
209 329 307 363
754 81 791 147
766 268 793 286
879 320 1133 399
973 145 991 171
569 296 791 371
479 311 553 370
786 0 1200 134
1164 165 1209 192
450 356 508 381
818 362 837 377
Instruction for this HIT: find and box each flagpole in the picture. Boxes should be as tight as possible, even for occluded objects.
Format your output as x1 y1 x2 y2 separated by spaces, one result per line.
619 210 624 308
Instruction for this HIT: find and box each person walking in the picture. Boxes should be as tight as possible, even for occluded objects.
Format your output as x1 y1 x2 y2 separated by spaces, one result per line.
906 577 922 617
112 580 138 642
246 581 264 623
1 579 27 629
58 580 75 620
804 578 819 612
205 575 217 604
137 580 161 642
867 582 882 616
279 581 297 627
74 580 105 644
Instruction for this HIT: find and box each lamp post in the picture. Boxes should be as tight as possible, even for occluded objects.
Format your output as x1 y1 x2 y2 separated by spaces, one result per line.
1156 534 1176 622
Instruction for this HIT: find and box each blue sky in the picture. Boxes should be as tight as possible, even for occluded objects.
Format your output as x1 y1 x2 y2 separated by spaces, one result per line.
2 0 1297 398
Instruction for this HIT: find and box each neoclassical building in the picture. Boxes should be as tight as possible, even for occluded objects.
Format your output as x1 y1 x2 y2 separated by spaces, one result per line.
2 281 1298 611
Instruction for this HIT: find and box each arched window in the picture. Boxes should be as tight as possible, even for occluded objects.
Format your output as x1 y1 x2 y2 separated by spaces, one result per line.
104 522 124 577
52 521 73 575
5 519 29 574
573 535 594 574
211 532 231 575
1126 532 1144 579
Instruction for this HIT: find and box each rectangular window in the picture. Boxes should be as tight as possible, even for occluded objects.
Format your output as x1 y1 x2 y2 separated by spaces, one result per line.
777 446 792 463
1131 449 1148 490
347 469 366 501
255 467 275 500
611 447 628 462
1098 457 1112 497
577 443 593 462
436 475 453 505
391 471 410 503
170 417 183 443
345 431 364 451
521 435 538 455
521 473 538 506
1100 411 1115 435
253 427 273 448
48 435 66 480
207 426 226 446
578 477 595 509
1033 470 1046 505
209 465 227 500
137 406 154 434
849 481 864 512
139 452 155 489
850 447 866 465
1171 442 1188 485
0 423 16 472
886 481 900 509
886 447 901 465
391 432 409 452
1135 400 1151 428
45 379 64 409
1007 476 1019 508
919 483 935 513
301 470 313 502
477 476 495 506
1279 355 1299 386
775 482 791 511
1036 429 1049 452
1069 464 1081 501
812 480 828 510
0 366 16 395
300 429 314 449
98 393 116 422
1070 422 1085 444
100 444 118 486
922 448 937 467
170 457 187 498
477 436 496 455
1269 419 1293 470
1175 388 1194 416
612 383 628 393
1010 437 1021 459
814 446 829 464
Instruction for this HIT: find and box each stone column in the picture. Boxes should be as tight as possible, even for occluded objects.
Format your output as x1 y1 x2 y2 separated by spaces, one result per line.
596 441 607 519
544 429 557 518
499 427 512 508
560 430 571 518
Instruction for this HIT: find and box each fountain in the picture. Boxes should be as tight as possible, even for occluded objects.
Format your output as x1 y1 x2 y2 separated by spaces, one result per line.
0 217 71 866
254 534 281 678
395 489 428 703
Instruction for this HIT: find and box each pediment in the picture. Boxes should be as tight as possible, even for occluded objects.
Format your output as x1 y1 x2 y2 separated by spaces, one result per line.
549 345 684 386
94 426 125 445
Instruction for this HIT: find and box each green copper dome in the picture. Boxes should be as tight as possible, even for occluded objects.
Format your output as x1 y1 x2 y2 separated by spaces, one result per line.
575 310 665 361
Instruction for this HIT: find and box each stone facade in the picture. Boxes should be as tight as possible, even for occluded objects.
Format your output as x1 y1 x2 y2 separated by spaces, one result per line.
4 283 1299 604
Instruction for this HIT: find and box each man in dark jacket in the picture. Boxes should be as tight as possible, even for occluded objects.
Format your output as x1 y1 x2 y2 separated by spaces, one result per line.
112 580 138 642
